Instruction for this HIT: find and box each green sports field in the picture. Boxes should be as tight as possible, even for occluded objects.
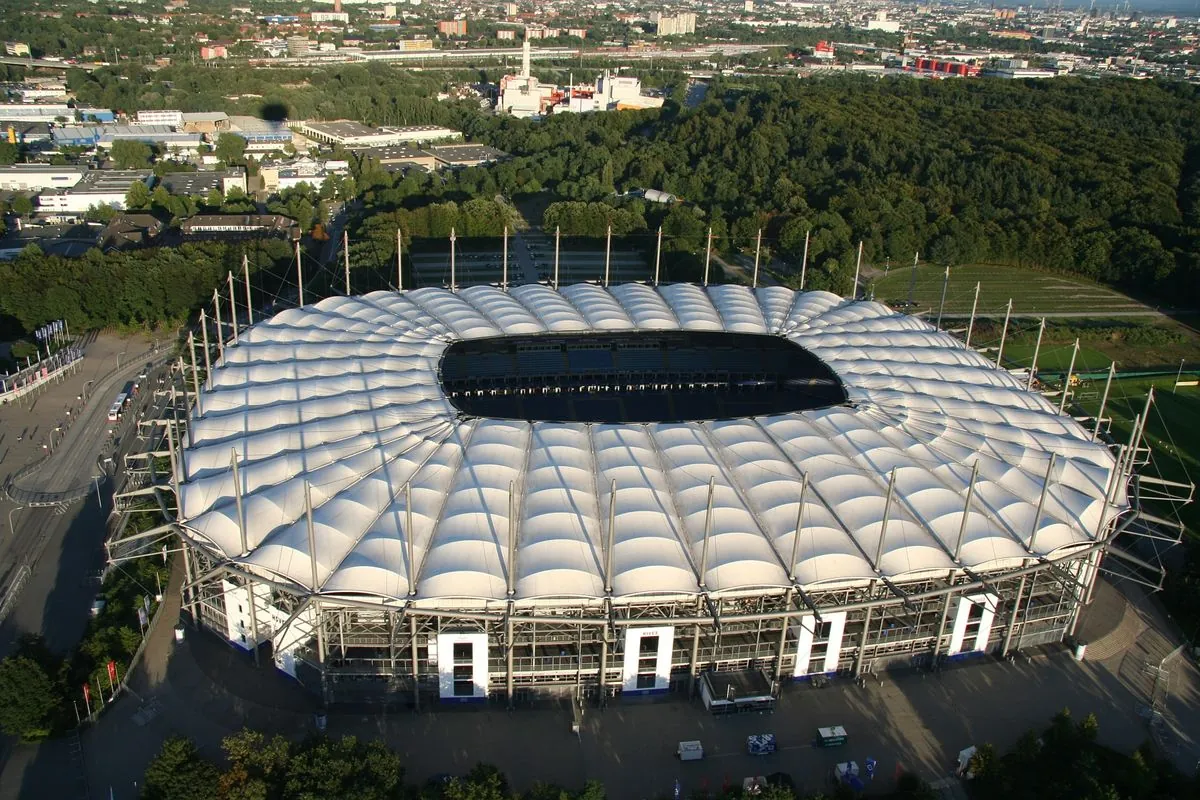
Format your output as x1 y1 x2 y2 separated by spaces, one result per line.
870 262 1155 318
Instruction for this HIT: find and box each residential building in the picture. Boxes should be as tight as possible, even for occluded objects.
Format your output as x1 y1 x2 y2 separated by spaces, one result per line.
286 37 314 56
652 12 696 36
312 11 350 23
497 29 516 41
200 44 229 59
437 19 467 37
35 170 154 216
4 42 30 57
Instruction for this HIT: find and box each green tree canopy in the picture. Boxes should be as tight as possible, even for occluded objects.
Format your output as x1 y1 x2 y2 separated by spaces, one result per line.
142 737 220 800
109 139 153 169
215 133 248 166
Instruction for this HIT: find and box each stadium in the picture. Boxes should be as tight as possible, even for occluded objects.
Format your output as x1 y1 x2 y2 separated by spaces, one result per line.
157 283 1132 708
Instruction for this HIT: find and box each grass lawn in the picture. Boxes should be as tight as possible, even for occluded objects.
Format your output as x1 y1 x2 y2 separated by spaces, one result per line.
1073 377 1200 534
870 262 1153 317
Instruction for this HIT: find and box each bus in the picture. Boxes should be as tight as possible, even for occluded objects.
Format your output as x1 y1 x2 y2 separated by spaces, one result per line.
107 391 128 422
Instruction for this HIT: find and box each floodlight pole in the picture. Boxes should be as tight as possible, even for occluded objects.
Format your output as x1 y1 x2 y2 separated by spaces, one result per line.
754 228 764 289
1059 338 1080 414
788 472 809 582
295 239 304 307
507 480 517 597
907 251 918 308
1093 362 1116 442
996 299 1013 369
553 225 561 290
396 228 404 291
405 481 415 596
874 468 896 571
231 449 259 666
501 226 508 291
212 289 224 360
304 481 325 668
1027 453 1056 554
449 228 457 292
1027 317 1046 391
604 480 616 594
343 230 351 296
199 310 212 390
654 226 662 286
698 477 715 589
242 254 253 326
852 240 863 300
703 226 712 287
936 265 949 330
1132 387 1155 470
953 462 979 563
604 224 612 288
965 281 980 348
227 271 238 344
187 332 201 416
798 229 808 291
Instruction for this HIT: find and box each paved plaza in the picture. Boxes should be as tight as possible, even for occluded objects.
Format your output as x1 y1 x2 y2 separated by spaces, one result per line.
25 570 1190 800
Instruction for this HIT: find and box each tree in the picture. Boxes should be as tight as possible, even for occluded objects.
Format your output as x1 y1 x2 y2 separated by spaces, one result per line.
0 655 60 740
215 133 248 166
125 180 151 210
0 140 19 165
10 194 33 217
142 737 220 800
109 139 153 169
84 204 118 224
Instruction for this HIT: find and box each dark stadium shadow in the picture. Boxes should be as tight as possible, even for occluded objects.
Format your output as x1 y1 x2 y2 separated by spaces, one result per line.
1 494 115 798
866 646 1159 780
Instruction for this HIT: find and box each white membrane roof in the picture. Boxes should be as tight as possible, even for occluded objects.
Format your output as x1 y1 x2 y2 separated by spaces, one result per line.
178 286 1126 607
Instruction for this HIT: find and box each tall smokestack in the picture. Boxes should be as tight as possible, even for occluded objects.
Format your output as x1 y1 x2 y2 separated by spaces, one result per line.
522 32 531 78
334 0 342 13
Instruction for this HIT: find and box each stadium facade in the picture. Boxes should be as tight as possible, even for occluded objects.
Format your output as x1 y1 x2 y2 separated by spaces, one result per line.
149 284 1136 707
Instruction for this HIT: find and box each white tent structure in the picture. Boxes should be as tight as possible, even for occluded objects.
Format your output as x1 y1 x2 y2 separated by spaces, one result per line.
165 285 1131 705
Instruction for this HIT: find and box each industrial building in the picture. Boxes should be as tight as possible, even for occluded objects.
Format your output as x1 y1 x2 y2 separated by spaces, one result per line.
259 157 349 193
227 116 296 153
49 124 204 152
0 163 85 192
426 143 509 168
498 38 556 118
34 170 153 215
296 120 461 148
128 283 1159 707
136 109 185 128
158 169 247 197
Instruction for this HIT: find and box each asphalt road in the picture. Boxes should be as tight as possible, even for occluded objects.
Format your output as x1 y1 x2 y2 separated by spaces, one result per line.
0 334 173 654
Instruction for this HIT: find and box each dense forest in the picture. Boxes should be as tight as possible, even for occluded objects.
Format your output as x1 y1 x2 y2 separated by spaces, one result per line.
5 72 1200 332
449 76 1200 303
